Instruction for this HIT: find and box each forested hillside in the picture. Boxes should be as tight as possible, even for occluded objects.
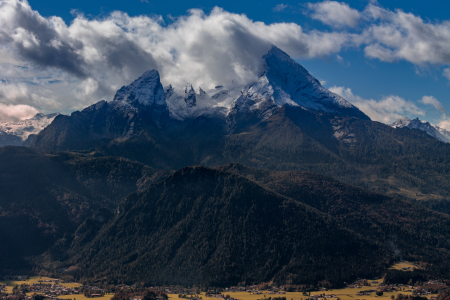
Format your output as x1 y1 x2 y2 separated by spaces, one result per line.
51 166 390 287
0 146 171 273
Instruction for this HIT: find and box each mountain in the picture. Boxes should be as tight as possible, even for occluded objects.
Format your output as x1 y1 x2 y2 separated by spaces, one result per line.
0 146 172 273
51 166 389 287
30 46 450 203
391 117 450 143
0 113 60 147
31 46 368 152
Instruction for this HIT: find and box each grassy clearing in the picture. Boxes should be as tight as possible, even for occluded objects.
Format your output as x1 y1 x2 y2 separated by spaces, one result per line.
58 293 114 300
389 262 419 271
0 276 83 296
1 276 56 286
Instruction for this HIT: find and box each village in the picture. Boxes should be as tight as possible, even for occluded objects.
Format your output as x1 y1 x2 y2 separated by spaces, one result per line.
1 271 448 300
0 277 107 300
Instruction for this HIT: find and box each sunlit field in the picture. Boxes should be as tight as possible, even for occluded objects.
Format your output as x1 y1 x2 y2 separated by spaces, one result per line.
0 276 83 294
58 293 114 300
0 276 82 288
167 275 436 300
389 262 419 271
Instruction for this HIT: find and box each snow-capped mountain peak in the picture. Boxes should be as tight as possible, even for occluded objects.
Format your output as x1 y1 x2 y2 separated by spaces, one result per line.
106 47 369 124
113 69 166 106
184 84 196 107
261 46 369 119
391 117 450 143
0 112 60 147
391 116 412 128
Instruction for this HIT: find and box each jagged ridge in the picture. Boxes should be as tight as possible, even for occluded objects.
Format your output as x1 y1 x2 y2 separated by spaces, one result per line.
391 117 450 143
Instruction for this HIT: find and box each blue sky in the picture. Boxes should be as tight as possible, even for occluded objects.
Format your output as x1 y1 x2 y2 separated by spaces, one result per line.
1 0 450 127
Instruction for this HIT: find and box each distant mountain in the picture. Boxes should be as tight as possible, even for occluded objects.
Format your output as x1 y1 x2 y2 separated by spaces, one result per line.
391 117 450 143
52 166 389 287
0 146 172 273
0 113 60 147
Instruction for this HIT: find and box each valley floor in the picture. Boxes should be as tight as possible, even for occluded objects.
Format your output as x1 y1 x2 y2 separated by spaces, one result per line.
0 264 441 300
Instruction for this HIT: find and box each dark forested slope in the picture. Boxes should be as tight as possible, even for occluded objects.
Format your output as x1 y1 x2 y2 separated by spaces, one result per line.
215 163 450 278
0 146 171 273
56 166 390 287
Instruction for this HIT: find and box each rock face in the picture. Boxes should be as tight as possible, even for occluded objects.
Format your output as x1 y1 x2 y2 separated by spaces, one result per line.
113 70 166 106
0 113 59 147
261 47 368 119
391 117 450 143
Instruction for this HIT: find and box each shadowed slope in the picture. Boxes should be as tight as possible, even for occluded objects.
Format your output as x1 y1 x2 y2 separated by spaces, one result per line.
59 166 389 287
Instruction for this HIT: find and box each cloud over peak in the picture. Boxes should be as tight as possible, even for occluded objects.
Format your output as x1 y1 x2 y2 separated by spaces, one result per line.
1 0 450 122
0 0 355 121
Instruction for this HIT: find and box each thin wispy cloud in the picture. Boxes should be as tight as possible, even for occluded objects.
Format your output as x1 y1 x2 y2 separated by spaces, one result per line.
273 4 289 12
419 96 447 114
444 68 450 82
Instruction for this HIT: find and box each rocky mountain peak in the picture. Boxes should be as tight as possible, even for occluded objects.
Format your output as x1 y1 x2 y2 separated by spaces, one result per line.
113 69 166 106
184 84 196 107
391 116 411 127
260 46 369 120
391 116 450 143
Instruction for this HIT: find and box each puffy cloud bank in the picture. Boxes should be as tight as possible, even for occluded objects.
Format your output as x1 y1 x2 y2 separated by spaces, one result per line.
0 103 38 122
307 1 360 28
0 0 450 122
0 0 349 90
329 86 425 124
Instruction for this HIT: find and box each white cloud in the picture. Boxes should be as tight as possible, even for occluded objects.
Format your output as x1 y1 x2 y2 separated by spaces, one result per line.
273 4 288 12
419 95 447 114
444 68 450 81
305 2 450 66
307 1 361 28
438 116 450 130
0 103 38 121
329 86 425 123
361 5 450 65
1 0 450 123
0 0 354 121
